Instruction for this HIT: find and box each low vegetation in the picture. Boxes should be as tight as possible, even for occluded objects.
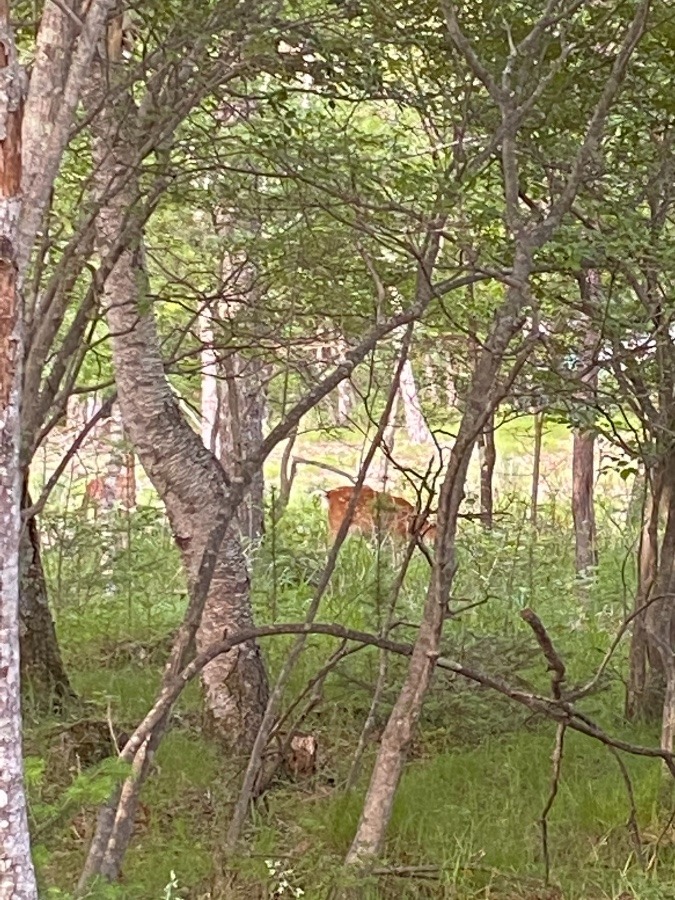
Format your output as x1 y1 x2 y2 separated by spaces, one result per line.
23 427 673 900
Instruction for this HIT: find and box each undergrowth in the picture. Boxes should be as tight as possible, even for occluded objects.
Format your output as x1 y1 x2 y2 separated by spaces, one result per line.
24 487 675 900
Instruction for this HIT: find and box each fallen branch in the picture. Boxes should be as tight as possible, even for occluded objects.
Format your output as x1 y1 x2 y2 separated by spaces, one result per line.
113 620 675 779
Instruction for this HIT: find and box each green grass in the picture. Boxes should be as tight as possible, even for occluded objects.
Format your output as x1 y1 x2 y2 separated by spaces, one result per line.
25 428 670 899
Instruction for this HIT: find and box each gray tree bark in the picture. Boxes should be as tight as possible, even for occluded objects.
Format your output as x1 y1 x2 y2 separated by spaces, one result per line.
220 351 267 544
0 5 39 893
17 0 114 714
89 47 269 751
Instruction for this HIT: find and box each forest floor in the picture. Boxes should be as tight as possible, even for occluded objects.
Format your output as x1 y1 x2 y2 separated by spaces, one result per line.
25 415 671 899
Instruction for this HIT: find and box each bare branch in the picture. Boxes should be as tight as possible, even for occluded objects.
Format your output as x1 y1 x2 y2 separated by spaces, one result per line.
521 607 566 699
539 724 566 885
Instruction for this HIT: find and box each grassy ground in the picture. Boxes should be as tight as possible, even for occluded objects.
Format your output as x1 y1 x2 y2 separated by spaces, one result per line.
25 418 671 899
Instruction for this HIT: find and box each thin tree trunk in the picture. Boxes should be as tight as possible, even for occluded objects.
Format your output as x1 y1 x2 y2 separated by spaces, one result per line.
531 410 544 527
627 464 675 727
644 463 675 753
200 305 221 457
572 429 597 573
337 378 353 424
80 46 270 881
14 0 115 721
220 352 267 543
374 366 400 489
572 274 599 576
478 413 496 528
19 485 74 707
273 425 298 522
336 337 354 424
0 8 39 891
626 469 661 719
399 358 432 444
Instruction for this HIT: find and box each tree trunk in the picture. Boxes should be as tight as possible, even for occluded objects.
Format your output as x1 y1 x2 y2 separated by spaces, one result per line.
399 358 432 444
572 278 599 576
644 464 675 752
273 425 299 522
572 428 597 573
478 413 496 528
531 410 544 527
335 336 354 424
0 9 39 891
19 485 74 707
89 54 268 753
626 469 661 719
220 352 267 544
374 387 399 490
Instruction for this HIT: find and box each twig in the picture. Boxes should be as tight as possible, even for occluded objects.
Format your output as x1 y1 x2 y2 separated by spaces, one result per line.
540 723 566 885
371 865 441 880
520 607 566 698
607 744 644 869
567 593 675 702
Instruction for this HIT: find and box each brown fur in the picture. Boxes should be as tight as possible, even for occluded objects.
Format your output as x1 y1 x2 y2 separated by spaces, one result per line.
325 484 436 546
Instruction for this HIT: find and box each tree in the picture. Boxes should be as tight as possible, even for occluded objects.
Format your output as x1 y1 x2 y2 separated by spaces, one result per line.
17 0 118 704
87 11 270 752
0 6 38 891
344 0 651 864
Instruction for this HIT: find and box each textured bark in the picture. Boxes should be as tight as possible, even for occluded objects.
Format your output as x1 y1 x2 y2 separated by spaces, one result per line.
572 433 596 560
20 1 74 201
644 465 675 752
572 429 597 573
17 0 115 285
89 57 268 750
17 0 114 718
200 306 221 457
0 7 38 892
19 486 74 706
478 413 496 529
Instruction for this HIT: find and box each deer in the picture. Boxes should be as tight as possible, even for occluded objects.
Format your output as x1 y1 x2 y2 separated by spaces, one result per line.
324 484 436 548
81 453 136 517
